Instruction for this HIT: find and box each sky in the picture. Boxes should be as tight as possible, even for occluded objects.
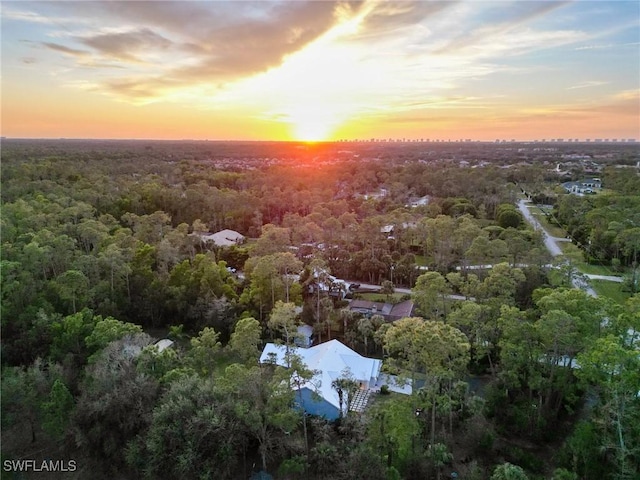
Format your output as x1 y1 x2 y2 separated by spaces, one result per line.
1 1 639 141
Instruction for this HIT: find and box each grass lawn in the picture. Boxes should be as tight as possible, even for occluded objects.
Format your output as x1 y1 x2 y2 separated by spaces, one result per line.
414 254 429 266
559 241 585 264
579 263 620 276
558 242 628 276
358 292 407 303
528 208 567 238
590 279 631 305
367 390 401 408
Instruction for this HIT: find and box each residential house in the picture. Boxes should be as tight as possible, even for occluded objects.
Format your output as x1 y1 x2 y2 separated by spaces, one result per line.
347 299 414 322
200 229 245 247
562 178 602 195
259 339 382 420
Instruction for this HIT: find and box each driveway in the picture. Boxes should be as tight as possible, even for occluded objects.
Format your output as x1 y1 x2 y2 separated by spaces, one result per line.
585 274 624 283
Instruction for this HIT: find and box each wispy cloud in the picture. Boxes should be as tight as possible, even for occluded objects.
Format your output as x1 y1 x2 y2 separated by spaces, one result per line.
432 1 573 55
76 28 172 63
1 7 87 26
42 42 89 57
567 80 609 90
575 42 640 51
613 89 640 102
351 1 455 41
14 1 344 100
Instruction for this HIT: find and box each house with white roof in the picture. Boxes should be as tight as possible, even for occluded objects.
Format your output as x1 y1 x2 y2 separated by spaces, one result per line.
259 339 382 420
154 338 174 353
198 229 246 247
562 178 602 195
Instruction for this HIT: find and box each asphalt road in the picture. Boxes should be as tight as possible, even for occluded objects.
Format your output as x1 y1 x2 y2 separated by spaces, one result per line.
517 199 563 256
518 198 598 297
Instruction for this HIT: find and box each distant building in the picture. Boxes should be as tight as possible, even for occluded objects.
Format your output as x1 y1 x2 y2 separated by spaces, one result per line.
562 178 602 195
406 196 430 208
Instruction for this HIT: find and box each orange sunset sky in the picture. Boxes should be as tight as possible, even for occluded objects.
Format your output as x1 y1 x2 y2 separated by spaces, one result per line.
1 1 639 142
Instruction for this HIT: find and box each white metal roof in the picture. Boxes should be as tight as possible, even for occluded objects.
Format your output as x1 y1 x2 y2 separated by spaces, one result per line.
199 229 245 247
154 338 174 352
260 340 382 411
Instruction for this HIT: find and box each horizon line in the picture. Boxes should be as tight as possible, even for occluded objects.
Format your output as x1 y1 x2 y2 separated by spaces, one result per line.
2 136 638 144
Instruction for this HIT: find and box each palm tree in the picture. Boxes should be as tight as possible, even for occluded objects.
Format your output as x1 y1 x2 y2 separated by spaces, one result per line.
331 368 359 418
357 317 374 355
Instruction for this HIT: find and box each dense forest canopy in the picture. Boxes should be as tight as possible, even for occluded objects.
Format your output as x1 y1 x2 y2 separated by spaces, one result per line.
1 139 638 479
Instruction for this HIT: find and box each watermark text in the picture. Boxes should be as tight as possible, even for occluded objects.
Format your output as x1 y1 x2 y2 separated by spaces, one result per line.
3 459 77 473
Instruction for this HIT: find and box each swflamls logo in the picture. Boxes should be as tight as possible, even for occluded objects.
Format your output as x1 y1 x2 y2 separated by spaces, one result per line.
3 459 77 472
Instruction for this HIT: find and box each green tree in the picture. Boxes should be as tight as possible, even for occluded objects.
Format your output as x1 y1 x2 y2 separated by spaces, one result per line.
53 269 89 313
251 224 292 257
619 227 640 292
490 462 529 480
307 258 332 342
188 326 222 376
383 317 427 389
420 215 457 272
575 333 640 478
1 359 62 443
552 468 578 480
448 301 494 372
413 271 452 320
219 362 299 472
50 308 97 366
98 242 132 306
357 316 375 356
85 316 143 359
244 254 283 320
273 251 303 304
367 395 419 469
331 368 360 418
72 334 159 472
42 378 74 439
268 301 300 356
229 316 262 363
497 208 523 229
380 280 395 301
384 316 470 446
136 344 182 383
478 263 525 314
137 375 242 480
426 442 453 480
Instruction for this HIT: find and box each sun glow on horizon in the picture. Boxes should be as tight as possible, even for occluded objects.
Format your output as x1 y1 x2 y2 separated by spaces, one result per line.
223 2 377 142
1 1 638 141
290 110 338 142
